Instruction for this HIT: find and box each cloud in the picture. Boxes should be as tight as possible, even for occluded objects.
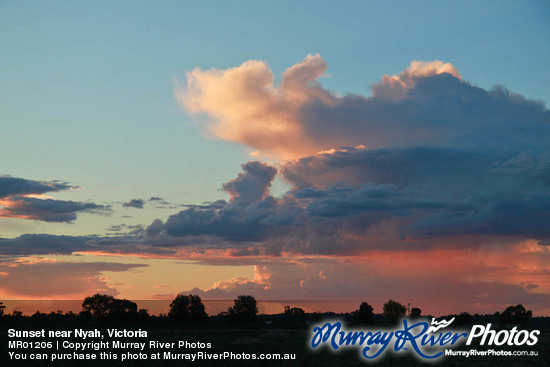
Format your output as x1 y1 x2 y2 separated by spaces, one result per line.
177 250 550 315
163 162 277 241
178 55 549 160
123 199 145 209
0 176 75 198
370 60 461 98
145 219 164 237
180 200 227 210
0 197 109 222
0 175 108 223
106 224 144 235
0 233 176 257
0 258 147 298
178 54 332 159
222 161 277 205
147 148 548 256
0 234 93 256
149 196 170 205
281 146 550 240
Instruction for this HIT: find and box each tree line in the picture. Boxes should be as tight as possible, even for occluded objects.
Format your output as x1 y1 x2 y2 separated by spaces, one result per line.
0 296 541 329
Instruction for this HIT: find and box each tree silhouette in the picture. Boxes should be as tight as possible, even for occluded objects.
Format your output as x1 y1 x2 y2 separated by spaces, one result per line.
137 308 150 320
284 306 306 323
454 312 474 326
352 302 375 325
169 294 208 323
81 294 138 320
410 307 422 318
383 299 406 324
500 304 532 326
0 301 5 317
82 294 115 318
109 299 138 321
228 295 258 322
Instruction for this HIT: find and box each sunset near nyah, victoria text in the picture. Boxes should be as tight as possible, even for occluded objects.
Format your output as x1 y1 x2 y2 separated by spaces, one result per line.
1 1 549 320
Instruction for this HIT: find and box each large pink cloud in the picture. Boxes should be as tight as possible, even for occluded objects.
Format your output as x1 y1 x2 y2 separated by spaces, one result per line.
178 55 548 160
179 54 332 159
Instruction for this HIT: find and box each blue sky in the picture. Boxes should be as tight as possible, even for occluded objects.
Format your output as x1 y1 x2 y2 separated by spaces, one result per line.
1 1 549 315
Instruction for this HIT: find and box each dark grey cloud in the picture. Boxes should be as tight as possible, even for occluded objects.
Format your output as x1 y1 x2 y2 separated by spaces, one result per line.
149 196 170 205
298 74 550 157
146 219 163 237
123 199 145 209
0 175 109 223
0 234 93 256
0 176 74 198
151 147 546 255
282 146 550 239
163 162 277 241
180 199 227 210
222 161 277 205
0 233 180 257
2 140 548 258
0 197 110 222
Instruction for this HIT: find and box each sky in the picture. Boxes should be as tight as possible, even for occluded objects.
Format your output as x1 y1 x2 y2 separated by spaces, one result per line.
1 0 549 316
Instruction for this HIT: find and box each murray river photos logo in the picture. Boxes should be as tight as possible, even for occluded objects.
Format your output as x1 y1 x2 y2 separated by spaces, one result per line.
310 317 540 361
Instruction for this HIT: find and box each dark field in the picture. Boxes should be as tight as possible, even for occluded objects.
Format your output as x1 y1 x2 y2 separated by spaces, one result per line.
1 316 548 367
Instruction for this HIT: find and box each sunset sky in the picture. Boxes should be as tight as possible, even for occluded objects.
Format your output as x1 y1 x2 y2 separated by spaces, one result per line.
1 1 549 316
